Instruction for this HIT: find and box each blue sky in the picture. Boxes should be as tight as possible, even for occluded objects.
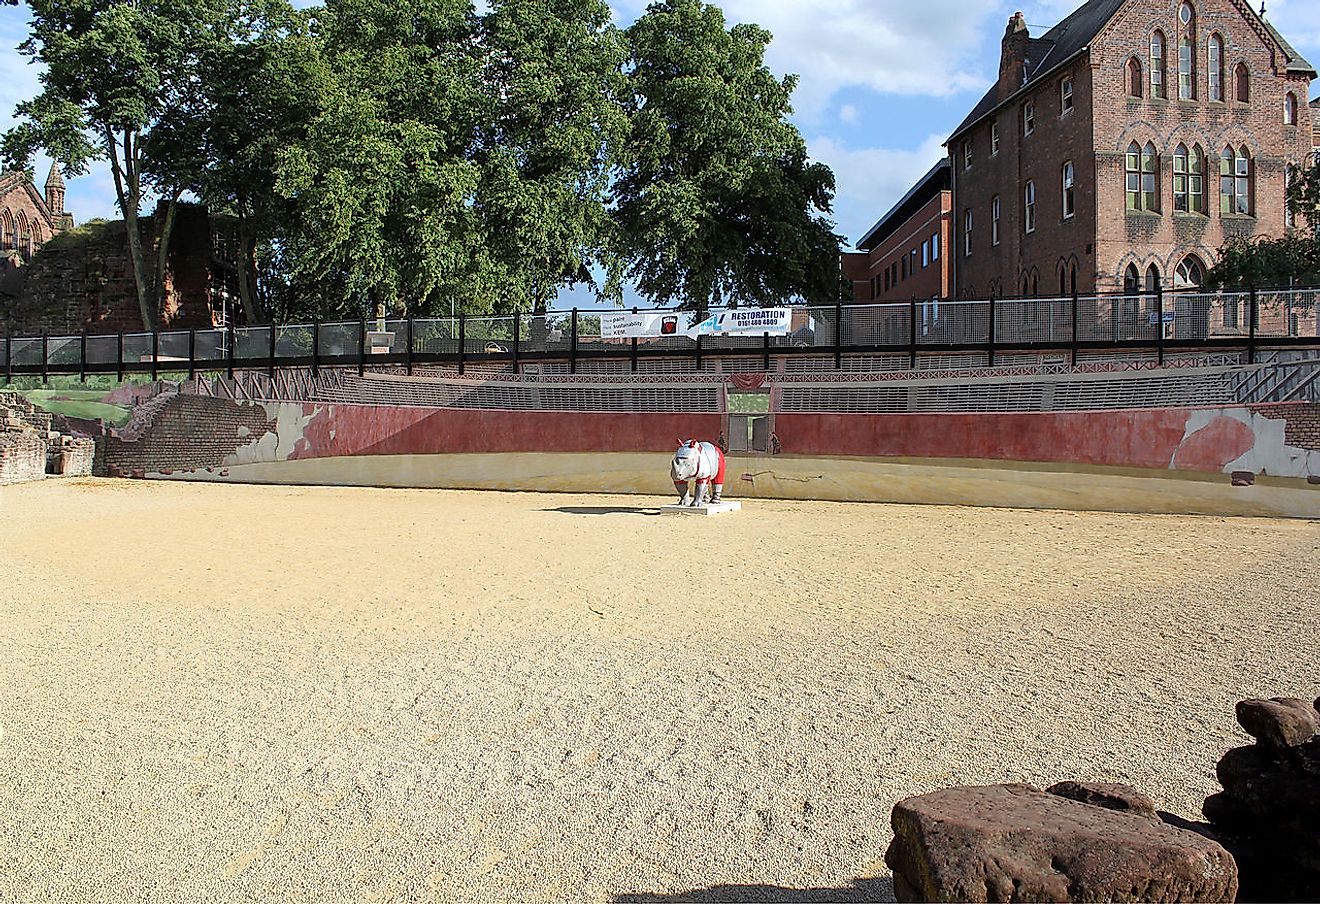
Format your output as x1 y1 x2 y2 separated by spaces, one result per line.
0 0 1317 304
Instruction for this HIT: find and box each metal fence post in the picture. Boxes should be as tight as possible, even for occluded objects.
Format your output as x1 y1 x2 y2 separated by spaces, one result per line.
80 331 87 383
226 323 235 380
41 331 48 385
1155 275 1165 366
311 320 320 378
458 312 466 375
1248 285 1258 364
151 328 159 381
267 322 277 378
908 298 918 369
118 331 126 382
987 294 997 367
406 317 414 376
1070 289 1079 368
630 307 639 373
834 302 843 368
358 317 366 376
512 312 521 371
695 333 703 370
762 331 771 371
569 308 578 375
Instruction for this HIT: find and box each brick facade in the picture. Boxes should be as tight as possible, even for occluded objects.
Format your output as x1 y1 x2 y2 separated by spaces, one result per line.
0 390 95 484
0 166 72 306
946 0 1314 297
101 394 276 476
844 162 953 304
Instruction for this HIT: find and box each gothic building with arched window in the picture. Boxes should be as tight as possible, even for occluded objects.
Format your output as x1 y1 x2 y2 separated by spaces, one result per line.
0 164 72 298
852 0 1315 303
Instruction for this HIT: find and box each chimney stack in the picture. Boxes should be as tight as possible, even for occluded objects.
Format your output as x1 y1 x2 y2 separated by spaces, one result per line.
999 12 1031 101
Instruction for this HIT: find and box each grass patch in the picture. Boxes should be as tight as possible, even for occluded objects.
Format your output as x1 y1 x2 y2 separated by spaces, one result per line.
20 390 131 426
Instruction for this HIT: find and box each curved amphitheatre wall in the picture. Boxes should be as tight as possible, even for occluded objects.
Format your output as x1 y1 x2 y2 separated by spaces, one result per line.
95 368 1320 519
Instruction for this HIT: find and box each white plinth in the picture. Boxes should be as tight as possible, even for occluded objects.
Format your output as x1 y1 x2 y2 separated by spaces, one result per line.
661 501 743 517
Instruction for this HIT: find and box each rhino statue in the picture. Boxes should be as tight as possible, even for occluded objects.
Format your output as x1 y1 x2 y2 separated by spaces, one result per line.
671 439 726 507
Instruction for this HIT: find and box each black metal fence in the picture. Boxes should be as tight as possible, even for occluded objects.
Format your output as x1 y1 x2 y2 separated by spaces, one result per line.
4 287 1318 383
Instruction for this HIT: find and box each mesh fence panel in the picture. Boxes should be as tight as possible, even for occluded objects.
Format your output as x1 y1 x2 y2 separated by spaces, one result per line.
86 334 119 365
842 304 911 346
277 325 315 357
195 330 227 361
994 298 1072 343
157 331 191 361
233 326 271 359
123 333 153 363
1255 289 1319 338
319 321 364 357
47 336 80 367
920 300 990 344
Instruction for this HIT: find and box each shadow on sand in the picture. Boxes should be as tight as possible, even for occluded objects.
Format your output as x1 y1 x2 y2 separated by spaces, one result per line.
613 877 896 903
544 506 663 516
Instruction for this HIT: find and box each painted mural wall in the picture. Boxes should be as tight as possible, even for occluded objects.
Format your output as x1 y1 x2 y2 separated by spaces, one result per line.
98 395 1320 518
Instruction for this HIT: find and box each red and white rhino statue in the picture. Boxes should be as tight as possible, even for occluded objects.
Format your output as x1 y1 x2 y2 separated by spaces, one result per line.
670 439 726 507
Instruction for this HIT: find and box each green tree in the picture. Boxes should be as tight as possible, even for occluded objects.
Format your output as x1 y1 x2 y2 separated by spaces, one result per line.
1205 158 1320 290
273 0 492 320
615 0 846 313
474 0 629 314
4 0 229 329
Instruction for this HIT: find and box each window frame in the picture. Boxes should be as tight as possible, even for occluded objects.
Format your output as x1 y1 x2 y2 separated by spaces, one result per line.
1208 34 1223 102
1150 30 1167 99
991 120 1000 156
1285 92 1298 125
1023 99 1035 136
1024 180 1037 233
1062 161 1075 219
963 209 972 257
991 194 1001 246
1061 75 1074 115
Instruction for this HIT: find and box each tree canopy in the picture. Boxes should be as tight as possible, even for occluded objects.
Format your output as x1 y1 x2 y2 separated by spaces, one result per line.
1205 158 1320 290
4 0 847 323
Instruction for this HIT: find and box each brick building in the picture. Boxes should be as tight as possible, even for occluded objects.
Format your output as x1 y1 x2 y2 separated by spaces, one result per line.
842 160 953 304
944 0 1315 297
0 164 73 299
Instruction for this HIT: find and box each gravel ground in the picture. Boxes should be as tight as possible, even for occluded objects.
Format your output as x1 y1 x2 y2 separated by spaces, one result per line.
0 479 1316 904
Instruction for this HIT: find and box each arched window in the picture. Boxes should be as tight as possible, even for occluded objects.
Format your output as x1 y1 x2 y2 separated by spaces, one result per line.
1059 265 1067 297
1145 263 1161 295
1220 146 1253 215
1178 3 1196 100
1175 255 1204 289
1126 142 1141 210
1208 34 1224 102
1024 180 1037 232
1235 63 1249 103
0 210 12 252
1127 58 1143 97
1285 92 1298 125
1124 263 1141 295
1021 274 1030 296
1174 144 1205 214
1031 271 1039 296
1069 262 1078 295
1129 142 1161 212
1062 161 1075 218
1151 31 1167 99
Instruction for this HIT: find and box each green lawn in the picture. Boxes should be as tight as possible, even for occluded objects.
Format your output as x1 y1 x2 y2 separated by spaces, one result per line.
20 390 131 426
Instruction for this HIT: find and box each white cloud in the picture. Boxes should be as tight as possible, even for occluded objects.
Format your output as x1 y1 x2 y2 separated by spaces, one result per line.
838 103 858 123
807 133 949 245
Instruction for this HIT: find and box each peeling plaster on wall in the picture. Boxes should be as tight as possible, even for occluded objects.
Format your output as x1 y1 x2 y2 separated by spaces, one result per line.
1176 407 1318 479
1225 411 1316 478
224 402 314 467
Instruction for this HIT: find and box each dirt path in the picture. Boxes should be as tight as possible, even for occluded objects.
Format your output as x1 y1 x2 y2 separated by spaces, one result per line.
1 479 1316 903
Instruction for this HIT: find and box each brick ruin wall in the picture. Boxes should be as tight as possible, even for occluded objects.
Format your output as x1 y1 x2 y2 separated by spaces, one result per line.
0 204 221 337
0 390 95 484
1253 403 1320 451
101 394 275 477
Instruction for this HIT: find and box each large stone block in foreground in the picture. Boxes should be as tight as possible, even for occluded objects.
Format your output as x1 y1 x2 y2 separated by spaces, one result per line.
886 783 1237 903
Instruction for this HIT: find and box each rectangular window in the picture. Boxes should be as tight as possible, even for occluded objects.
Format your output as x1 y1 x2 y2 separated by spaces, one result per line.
1025 181 1036 233
964 141 972 169
991 195 1001 245
991 121 1000 155
964 209 972 256
1023 100 1035 135
931 233 939 261
1061 76 1074 114
1142 148 1159 212
902 256 907 280
1209 37 1223 102
1062 162 1075 218
1174 152 1188 212
1126 145 1141 210
921 240 929 268
1178 39 1194 100
1235 156 1250 214
1286 167 1296 228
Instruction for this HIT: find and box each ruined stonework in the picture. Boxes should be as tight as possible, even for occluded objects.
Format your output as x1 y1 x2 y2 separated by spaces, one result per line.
101 393 276 476
0 391 94 484
0 203 237 337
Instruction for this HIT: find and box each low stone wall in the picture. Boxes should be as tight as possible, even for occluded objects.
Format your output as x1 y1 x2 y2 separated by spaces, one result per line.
0 429 45 484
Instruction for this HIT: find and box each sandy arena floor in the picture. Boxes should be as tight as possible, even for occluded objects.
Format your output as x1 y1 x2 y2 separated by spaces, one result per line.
0 479 1317 903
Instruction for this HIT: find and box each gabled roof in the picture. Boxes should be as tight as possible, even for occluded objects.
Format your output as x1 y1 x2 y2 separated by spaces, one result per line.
947 0 1125 146
0 172 61 231
856 160 951 252
947 0 1316 146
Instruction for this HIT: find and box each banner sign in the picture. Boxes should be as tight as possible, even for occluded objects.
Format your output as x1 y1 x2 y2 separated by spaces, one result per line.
600 308 793 339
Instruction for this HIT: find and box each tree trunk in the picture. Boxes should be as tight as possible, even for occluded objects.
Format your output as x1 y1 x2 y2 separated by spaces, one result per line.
153 193 180 324
235 201 264 325
107 128 156 331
